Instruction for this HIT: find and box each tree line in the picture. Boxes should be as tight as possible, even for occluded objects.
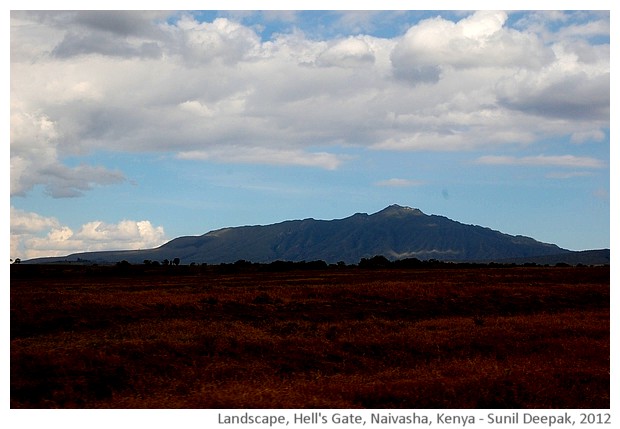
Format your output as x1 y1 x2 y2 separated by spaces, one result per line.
122 255 583 272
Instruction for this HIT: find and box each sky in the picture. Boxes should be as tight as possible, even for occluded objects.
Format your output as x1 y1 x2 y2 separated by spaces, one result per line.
8 3 612 261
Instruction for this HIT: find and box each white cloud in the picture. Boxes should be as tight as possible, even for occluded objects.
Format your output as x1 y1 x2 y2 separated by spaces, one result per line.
171 16 262 65
10 207 61 234
375 178 424 187
514 11 609 44
570 129 606 144
545 171 593 179
331 11 386 35
177 147 343 170
391 10 552 78
475 154 606 169
10 207 167 260
10 11 610 198
554 19 610 41
495 43 609 121
316 36 375 68
10 110 125 197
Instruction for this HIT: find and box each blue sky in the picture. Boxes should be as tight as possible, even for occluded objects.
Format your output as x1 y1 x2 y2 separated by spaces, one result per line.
9 6 611 260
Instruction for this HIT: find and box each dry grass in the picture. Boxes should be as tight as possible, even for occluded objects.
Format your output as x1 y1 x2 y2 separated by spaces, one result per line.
10 265 609 408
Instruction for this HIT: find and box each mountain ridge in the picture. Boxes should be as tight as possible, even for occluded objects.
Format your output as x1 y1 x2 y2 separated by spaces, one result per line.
23 205 609 265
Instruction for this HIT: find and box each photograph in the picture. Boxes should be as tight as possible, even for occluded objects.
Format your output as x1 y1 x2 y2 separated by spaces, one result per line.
8 3 611 424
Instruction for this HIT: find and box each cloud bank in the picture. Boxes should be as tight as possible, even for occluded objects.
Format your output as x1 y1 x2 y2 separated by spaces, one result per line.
11 207 167 260
11 10 609 197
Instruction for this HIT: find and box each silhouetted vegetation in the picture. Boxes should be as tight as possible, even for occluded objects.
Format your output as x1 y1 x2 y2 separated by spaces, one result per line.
10 263 609 408
358 255 391 269
18 252 607 274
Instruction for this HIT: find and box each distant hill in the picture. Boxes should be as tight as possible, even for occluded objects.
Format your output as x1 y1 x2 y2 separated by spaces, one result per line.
24 204 609 266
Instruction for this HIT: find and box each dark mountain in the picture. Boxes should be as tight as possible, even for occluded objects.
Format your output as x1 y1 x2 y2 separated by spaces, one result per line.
24 204 609 265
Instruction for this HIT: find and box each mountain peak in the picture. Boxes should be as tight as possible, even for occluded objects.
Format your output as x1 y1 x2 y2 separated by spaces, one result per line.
25 204 604 266
375 204 425 217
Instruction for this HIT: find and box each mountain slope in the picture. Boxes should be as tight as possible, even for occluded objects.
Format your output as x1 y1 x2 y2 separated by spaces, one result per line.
24 205 606 265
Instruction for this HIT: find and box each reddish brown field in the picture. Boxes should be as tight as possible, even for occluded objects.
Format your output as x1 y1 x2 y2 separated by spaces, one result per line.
10 265 609 408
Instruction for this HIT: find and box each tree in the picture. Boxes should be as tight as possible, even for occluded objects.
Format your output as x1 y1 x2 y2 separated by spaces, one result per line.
358 255 391 269
173 257 180 266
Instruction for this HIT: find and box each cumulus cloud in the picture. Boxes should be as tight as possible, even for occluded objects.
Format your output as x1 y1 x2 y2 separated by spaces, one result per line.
10 207 61 235
10 11 609 198
316 36 375 68
17 10 170 59
495 44 609 121
10 111 126 197
170 15 262 65
10 207 167 260
53 31 163 59
391 10 553 81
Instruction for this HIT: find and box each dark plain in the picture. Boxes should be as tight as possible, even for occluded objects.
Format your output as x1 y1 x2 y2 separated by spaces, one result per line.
10 264 609 408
